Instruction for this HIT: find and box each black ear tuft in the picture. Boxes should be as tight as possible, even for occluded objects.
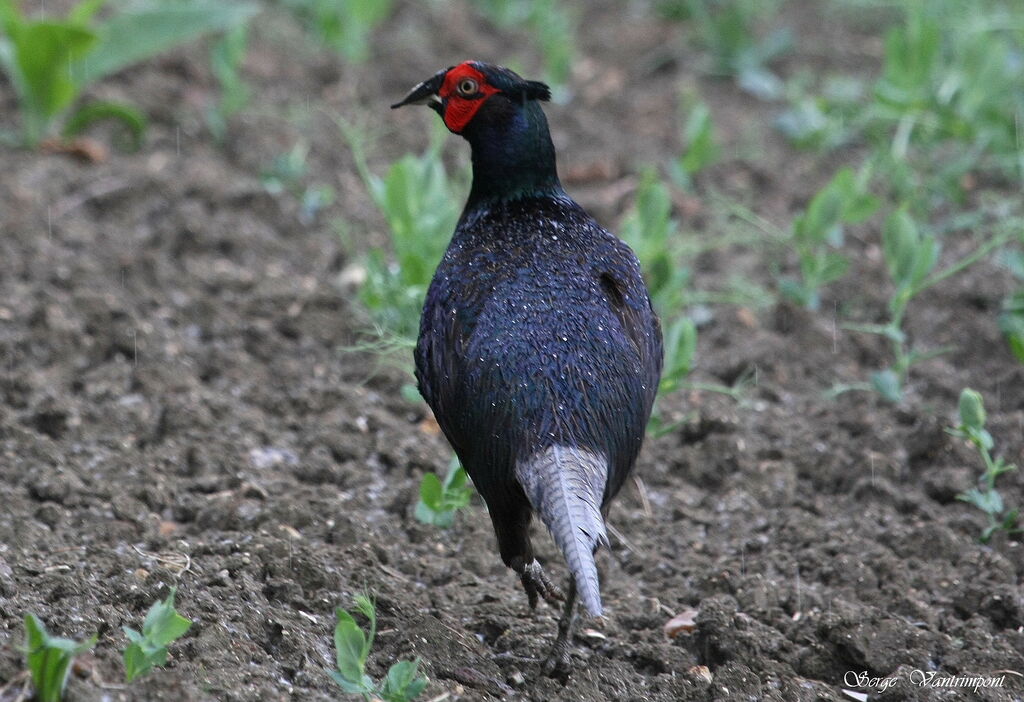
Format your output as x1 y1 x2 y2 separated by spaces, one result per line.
524 80 551 102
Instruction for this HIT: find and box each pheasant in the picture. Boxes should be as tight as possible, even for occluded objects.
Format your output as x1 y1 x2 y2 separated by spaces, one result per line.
392 61 663 676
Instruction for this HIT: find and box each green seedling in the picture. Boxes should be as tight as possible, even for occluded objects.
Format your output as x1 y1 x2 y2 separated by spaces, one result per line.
24 614 97 702
949 388 1019 542
281 0 393 63
262 141 311 194
776 74 866 151
680 0 791 100
123 587 193 682
332 593 428 702
623 175 775 306
618 172 701 432
207 22 250 144
415 456 473 528
1000 289 1024 363
618 173 764 423
647 316 699 438
867 1 1024 204
779 166 879 310
0 0 257 147
619 171 693 315
671 100 720 189
659 316 698 398
843 207 942 401
532 0 575 91
999 248 1024 279
618 171 700 390
840 210 1015 402
343 120 464 348
297 184 336 224
873 2 1021 162
262 141 335 224
778 1 1022 202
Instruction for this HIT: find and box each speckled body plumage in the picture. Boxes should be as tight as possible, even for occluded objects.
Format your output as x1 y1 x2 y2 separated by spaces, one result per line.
395 60 662 674
417 195 659 512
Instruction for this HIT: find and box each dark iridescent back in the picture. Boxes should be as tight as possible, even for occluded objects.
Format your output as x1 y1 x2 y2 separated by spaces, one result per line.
415 194 662 509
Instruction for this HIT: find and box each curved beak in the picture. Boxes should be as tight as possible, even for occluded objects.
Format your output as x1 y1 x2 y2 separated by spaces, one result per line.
390 68 448 110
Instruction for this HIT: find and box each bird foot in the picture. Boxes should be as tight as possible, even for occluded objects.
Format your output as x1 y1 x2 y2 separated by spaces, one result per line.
541 640 572 680
518 560 563 609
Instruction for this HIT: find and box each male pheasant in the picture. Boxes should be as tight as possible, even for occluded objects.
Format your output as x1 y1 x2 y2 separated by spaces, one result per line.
393 61 662 675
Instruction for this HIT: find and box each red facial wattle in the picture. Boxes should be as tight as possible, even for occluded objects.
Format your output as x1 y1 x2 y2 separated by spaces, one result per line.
439 62 500 133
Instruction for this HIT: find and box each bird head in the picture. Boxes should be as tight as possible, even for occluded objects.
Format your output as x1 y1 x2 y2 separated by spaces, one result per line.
391 61 551 135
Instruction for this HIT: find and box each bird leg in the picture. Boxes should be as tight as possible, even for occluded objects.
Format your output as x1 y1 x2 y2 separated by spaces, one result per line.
542 576 578 679
514 558 563 609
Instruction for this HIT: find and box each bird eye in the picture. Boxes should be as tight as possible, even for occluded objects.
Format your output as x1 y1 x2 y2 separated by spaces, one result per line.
457 78 479 96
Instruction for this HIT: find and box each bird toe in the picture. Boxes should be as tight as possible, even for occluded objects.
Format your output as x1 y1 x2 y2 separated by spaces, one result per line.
518 560 563 609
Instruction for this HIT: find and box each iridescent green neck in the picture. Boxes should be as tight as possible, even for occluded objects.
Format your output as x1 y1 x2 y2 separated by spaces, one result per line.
463 99 563 207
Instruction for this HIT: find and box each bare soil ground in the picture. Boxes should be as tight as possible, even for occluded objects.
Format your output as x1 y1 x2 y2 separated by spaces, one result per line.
1 2 1022 700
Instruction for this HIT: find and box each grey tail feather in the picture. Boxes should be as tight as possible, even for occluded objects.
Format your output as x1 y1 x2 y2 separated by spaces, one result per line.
515 445 608 617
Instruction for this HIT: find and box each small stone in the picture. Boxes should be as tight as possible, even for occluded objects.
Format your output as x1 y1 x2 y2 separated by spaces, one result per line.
664 608 699 637
688 665 713 684
338 263 367 288
249 447 298 471
29 476 70 504
71 654 96 678
279 525 302 540
241 482 269 500
158 520 180 536
736 307 758 329
36 503 63 528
